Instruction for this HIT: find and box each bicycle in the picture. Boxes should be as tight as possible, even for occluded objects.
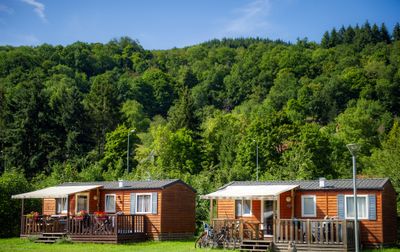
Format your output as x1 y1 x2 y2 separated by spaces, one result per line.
195 222 214 248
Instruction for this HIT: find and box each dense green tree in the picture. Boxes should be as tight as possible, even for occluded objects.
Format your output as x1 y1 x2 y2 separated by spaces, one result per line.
365 120 400 209
141 68 175 116
0 170 38 237
121 100 151 132
380 23 391 43
335 99 392 157
393 23 400 41
266 69 298 110
1 24 400 236
83 71 121 156
321 31 330 48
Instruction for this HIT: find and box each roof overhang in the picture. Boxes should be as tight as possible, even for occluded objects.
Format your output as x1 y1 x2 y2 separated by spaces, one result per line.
200 184 299 200
11 185 103 199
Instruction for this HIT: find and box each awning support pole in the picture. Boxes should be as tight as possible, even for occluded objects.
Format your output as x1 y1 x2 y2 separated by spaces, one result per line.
209 199 213 224
67 195 70 232
20 198 24 234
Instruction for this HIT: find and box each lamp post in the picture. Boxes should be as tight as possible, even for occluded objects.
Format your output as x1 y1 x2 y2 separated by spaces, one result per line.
253 140 259 181
127 129 136 173
347 143 360 252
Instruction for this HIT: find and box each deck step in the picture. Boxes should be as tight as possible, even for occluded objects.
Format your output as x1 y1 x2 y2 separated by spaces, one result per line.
240 240 271 252
34 233 67 244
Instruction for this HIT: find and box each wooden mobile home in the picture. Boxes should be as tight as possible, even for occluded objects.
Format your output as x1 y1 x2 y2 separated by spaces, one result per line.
12 179 196 243
202 178 397 251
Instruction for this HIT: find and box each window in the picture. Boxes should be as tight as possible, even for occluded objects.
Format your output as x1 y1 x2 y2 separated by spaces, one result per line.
345 195 368 219
76 193 89 212
235 200 251 216
105 194 116 213
56 197 68 214
136 194 152 213
301 195 316 217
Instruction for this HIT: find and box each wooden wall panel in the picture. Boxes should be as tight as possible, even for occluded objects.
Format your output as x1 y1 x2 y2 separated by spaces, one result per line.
161 183 196 233
68 189 98 215
280 191 292 219
43 198 56 215
68 188 163 236
217 200 235 219
217 200 261 222
381 182 397 245
293 189 384 244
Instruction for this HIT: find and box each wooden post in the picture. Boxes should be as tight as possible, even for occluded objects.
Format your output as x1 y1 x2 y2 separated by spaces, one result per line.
290 219 293 242
240 220 244 241
114 215 118 235
96 188 100 211
260 199 264 232
20 198 24 235
291 189 295 218
273 199 277 242
307 219 311 245
343 220 348 248
209 199 214 223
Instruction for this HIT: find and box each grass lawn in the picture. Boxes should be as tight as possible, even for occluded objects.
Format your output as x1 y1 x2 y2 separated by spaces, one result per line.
0 238 209 252
0 238 399 252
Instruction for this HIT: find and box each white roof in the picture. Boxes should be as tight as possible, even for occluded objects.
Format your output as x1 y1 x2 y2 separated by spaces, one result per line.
201 184 299 200
11 185 102 199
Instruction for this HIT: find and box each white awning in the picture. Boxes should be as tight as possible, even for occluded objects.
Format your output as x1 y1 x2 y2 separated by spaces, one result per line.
201 184 299 200
11 185 102 199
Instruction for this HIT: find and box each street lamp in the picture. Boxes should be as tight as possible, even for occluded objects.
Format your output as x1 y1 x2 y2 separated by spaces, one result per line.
253 140 259 181
127 129 136 173
347 143 360 252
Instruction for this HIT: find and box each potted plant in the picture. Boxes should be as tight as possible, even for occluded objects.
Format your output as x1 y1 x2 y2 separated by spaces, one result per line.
75 210 88 220
94 211 107 221
26 211 40 222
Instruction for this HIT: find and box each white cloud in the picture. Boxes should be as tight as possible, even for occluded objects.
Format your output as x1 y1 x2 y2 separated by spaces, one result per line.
0 4 14 14
223 0 271 36
21 0 46 22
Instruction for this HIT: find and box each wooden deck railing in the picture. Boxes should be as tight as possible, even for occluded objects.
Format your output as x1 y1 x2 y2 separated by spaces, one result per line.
21 214 145 236
21 215 67 235
210 218 355 249
274 219 355 247
211 219 264 241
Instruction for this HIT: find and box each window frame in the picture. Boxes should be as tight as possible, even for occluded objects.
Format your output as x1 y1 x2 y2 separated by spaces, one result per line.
75 193 89 213
56 197 68 214
104 194 116 213
235 199 252 217
301 195 317 217
135 193 152 214
344 194 369 220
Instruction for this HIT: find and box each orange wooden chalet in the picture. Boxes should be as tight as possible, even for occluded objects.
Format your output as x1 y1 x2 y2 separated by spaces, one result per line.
12 179 196 243
201 178 397 251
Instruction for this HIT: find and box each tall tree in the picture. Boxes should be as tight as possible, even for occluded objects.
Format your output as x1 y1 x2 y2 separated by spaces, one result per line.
83 71 120 157
380 23 391 43
321 31 331 48
393 22 400 41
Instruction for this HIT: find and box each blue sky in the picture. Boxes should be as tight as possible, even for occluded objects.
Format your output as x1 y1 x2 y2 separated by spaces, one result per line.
0 0 399 49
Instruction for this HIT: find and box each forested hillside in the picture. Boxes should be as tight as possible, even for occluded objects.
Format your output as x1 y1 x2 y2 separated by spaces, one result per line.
1 21 400 236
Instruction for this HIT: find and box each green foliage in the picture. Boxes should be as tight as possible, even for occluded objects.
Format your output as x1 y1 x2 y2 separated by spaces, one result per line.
121 100 150 132
0 170 38 237
365 120 400 210
1 22 400 237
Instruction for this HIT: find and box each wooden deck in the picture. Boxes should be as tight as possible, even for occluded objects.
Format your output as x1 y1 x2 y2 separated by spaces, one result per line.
212 218 355 252
21 214 146 243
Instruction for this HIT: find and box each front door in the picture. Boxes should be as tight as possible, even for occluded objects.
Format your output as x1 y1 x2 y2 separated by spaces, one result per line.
263 200 274 236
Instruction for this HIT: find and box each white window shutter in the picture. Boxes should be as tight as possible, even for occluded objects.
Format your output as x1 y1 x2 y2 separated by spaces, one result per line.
130 193 136 214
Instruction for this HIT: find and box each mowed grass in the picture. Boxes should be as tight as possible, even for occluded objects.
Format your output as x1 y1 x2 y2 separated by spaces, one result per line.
0 238 210 252
0 238 399 252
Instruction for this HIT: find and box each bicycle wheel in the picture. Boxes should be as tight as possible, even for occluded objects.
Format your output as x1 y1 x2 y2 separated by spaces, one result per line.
194 232 208 248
